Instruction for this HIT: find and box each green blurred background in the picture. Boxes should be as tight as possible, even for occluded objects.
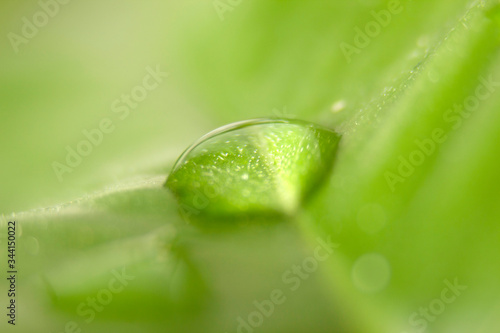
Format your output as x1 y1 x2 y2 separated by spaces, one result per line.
1 0 500 332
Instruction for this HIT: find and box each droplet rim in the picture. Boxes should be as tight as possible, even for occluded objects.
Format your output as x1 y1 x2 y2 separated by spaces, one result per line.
167 118 337 179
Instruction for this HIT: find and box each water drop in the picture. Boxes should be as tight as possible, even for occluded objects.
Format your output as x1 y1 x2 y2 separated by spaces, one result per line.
351 253 391 293
166 118 341 220
331 100 347 113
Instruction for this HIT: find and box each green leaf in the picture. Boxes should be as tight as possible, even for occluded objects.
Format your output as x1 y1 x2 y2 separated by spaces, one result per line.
2 0 500 332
